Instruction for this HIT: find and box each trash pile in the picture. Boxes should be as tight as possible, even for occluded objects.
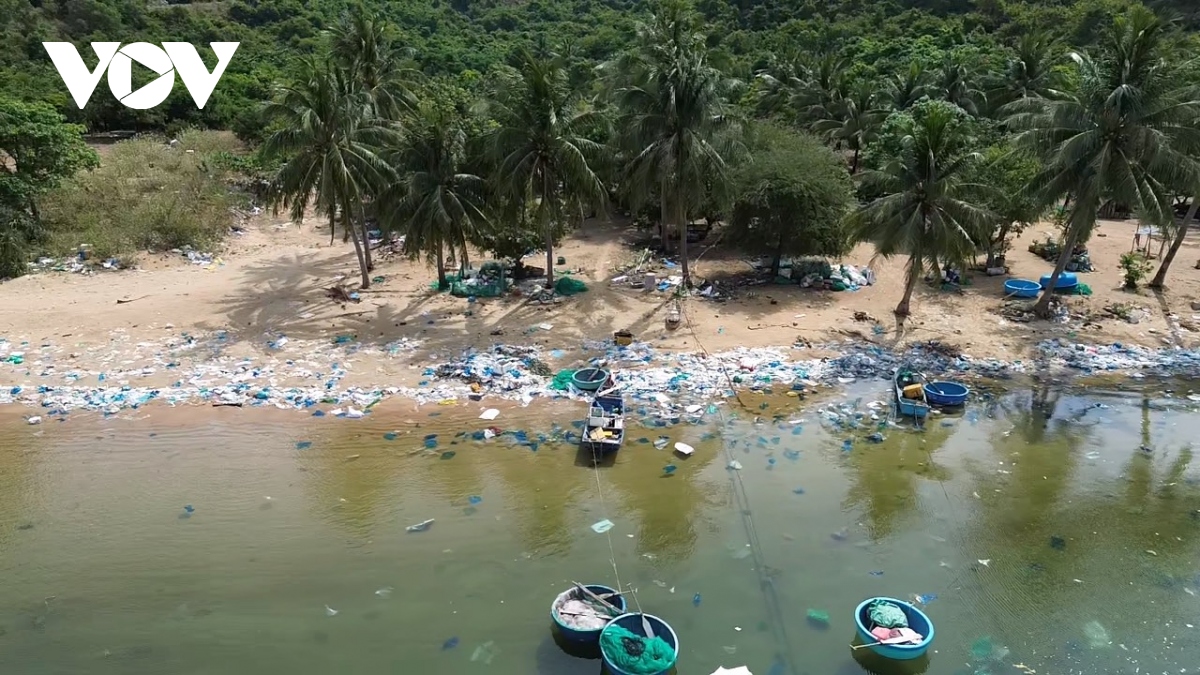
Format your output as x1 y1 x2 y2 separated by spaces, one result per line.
5 326 1200 414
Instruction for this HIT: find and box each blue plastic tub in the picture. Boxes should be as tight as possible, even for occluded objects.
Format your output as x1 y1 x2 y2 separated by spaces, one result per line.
854 597 935 660
551 585 626 644
600 612 679 675
1004 279 1041 298
571 368 611 392
924 381 969 407
1039 272 1079 290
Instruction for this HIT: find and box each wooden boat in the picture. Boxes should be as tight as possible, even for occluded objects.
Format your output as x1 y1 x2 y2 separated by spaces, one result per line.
581 394 625 455
924 380 969 407
853 597 934 660
893 368 931 419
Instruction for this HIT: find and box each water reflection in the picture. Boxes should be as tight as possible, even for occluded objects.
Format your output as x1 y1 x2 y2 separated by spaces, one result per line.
842 423 952 540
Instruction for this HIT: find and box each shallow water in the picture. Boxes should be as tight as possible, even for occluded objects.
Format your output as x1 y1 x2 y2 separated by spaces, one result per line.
2 383 1200 675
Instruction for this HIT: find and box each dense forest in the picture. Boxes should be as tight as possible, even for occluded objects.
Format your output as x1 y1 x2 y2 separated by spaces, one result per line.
2 0 1200 322
2 0 1198 136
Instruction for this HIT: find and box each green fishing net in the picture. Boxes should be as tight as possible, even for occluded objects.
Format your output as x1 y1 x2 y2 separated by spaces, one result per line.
550 370 576 391
600 624 676 675
868 600 909 629
554 276 588 295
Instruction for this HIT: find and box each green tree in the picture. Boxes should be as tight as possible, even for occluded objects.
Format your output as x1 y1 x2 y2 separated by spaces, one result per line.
726 124 855 276
0 98 98 277
985 31 1066 115
611 0 740 286
852 100 993 318
261 58 397 288
1009 7 1200 317
377 101 489 290
969 144 1045 267
882 62 934 112
483 48 606 289
330 3 420 121
811 81 887 173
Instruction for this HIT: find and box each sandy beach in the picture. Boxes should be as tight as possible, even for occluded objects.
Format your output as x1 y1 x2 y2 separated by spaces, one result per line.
1 211 1198 413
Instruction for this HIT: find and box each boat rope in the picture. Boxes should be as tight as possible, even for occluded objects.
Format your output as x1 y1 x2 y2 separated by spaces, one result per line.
680 297 800 675
588 444 626 602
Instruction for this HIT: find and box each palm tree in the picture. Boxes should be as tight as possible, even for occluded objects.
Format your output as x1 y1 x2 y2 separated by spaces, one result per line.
935 56 984 116
882 62 934 112
377 101 489 290
262 57 397 288
811 81 887 173
1150 196 1199 288
985 32 1065 115
483 48 607 290
1009 8 1200 317
329 3 420 121
610 0 740 285
851 100 993 318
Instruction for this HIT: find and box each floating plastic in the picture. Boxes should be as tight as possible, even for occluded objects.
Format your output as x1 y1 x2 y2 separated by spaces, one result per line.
468 495 483 505
692 592 702 607
442 636 459 650
591 519 614 534
440 451 456 460
663 465 677 475
383 432 398 441
674 442 695 456
406 519 434 532
295 441 312 450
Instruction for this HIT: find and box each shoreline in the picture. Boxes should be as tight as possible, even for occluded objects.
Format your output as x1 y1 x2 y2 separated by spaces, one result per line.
4 329 1200 420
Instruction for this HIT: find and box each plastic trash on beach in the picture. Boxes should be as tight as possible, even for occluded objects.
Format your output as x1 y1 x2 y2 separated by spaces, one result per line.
674 442 695 456
406 518 434 533
479 408 500 420
26 416 42 425
710 667 753 675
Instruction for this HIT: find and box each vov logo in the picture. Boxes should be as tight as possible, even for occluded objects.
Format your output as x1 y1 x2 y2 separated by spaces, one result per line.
42 42 239 110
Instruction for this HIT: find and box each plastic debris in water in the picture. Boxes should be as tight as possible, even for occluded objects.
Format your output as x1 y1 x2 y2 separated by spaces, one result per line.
183 504 195 514
663 464 677 475
692 592 702 607
766 457 776 469
311 410 325 417
783 449 800 460
1082 619 1111 648
806 608 830 628
325 605 338 616
791 425 803 436
383 432 398 441
425 438 439 449
727 460 743 471
442 637 459 650
868 570 884 577
867 432 884 443
915 593 938 605
654 437 670 450
792 487 805 495
406 519 434 533
842 438 853 451
375 587 393 598
1050 535 1067 550
479 408 499 421
470 640 497 664
295 441 312 450
591 519 614 534
439 451 456 460
468 495 483 505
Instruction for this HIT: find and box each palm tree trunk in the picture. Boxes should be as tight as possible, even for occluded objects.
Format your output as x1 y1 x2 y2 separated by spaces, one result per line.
895 254 921 317
660 180 671 254
330 210 337 246
436 244 447 290
1034 196 1095 318
770 234 784 278
344 205 370 289
677 201 690 287
360 219 374 271
1149 197 1198 288
850 146 860 174
543 172 556 290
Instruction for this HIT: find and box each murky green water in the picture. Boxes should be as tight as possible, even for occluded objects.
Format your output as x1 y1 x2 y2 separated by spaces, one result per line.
2 383 1199 675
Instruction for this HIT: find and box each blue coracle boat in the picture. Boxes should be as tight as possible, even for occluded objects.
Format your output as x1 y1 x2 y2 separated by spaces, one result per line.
581 394 625 455
854 597 935 660
551 584 626 644
924 381 969 407
600 613 679 675
893 368 930 419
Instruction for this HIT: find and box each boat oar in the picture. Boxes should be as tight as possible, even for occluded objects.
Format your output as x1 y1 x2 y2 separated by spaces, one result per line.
571 582 624 616
851 634 922 650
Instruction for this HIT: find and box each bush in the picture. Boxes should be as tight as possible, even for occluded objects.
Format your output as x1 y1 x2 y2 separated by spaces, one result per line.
38 131 240 260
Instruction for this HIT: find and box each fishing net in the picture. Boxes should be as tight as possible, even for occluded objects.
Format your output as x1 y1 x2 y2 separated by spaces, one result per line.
868 600 909 629
600 624 675 675
550 370 576 391
554 276 589 295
